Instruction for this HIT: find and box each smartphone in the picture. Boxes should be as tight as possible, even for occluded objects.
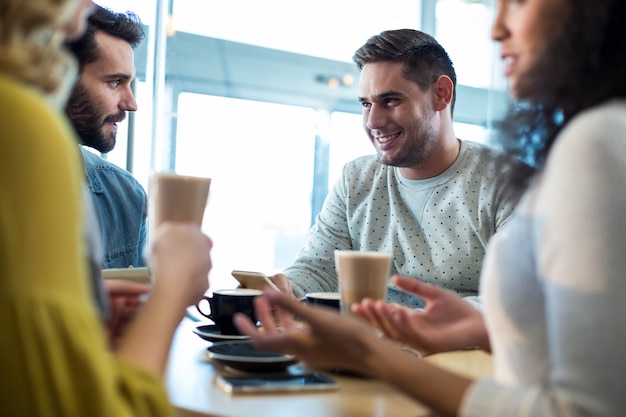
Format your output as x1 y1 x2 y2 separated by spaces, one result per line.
215 373 339 394
101 267 150 283
231 270 280 291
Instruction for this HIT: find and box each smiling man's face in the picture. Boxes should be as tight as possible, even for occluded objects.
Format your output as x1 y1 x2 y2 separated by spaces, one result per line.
358 61 439 170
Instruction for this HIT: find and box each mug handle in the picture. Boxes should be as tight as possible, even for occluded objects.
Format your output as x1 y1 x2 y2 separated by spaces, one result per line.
195 295 214 320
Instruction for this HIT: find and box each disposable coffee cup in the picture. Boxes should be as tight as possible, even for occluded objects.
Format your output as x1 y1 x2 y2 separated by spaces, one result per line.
195 288 262 335
334 250 392 315
148 172 211 235
301 292 341 310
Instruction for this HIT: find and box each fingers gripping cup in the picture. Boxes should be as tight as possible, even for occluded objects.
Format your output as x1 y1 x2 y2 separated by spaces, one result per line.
334 250 392 315
196 289 262 335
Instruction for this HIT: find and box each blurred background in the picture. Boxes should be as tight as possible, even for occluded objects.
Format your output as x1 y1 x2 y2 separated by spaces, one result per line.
96 0 505 289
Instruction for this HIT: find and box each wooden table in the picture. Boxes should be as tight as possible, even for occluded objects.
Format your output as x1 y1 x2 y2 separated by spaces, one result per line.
167 319 493 417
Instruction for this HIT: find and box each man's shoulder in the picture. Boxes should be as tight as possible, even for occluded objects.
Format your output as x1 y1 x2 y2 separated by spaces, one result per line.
462 140 531 169
343 154 387 175
462 139 509 159
80 147 122 169
337 155 396 187
80 147 138 177
80 147 146 195
459 140 535 193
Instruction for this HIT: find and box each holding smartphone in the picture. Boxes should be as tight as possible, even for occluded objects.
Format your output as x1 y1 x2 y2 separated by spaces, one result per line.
231 270 280 291
216 373 339 394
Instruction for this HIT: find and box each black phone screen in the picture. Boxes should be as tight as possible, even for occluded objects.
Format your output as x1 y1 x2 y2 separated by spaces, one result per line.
217 373 339 393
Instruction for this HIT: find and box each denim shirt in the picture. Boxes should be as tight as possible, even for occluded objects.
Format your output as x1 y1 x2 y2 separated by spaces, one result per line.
80 146 147 269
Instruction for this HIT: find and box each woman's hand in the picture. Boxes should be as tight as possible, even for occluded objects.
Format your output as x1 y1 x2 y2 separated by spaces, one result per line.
104 279 151 347
352 275 490 355
149 222 212 308
235 287 476 417
234 290 388 376
115 222 213 374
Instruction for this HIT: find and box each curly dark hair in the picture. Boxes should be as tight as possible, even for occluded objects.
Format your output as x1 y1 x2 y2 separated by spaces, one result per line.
499 0 626 168
64 4 144 72
353 29 457 117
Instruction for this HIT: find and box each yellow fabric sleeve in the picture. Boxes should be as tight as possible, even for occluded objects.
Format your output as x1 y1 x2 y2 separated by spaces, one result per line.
0 74 173 417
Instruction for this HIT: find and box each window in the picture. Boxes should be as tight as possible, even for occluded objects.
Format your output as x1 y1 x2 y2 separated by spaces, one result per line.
174 94 316 283
96 0 506 289
435 0 499 89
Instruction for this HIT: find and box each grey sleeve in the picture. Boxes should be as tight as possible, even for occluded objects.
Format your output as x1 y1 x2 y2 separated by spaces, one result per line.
283 173 353 297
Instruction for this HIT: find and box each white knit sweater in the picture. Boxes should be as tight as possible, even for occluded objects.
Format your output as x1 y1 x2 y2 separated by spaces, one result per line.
462 100 626 417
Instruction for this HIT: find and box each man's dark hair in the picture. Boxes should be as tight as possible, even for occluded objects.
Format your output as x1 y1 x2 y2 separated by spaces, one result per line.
353 29 457 116
65 4 144 72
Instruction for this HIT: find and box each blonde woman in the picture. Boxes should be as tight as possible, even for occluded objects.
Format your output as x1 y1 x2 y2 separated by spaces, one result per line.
0 1 213 415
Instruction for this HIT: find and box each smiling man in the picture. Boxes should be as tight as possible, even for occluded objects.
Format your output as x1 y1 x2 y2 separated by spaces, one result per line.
65 5 147 269
270 29 535 308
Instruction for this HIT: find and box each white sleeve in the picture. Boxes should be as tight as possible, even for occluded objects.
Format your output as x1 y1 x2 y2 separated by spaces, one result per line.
462 103 626 417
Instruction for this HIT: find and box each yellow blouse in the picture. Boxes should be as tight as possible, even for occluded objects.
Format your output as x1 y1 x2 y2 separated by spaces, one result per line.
0 74 173 416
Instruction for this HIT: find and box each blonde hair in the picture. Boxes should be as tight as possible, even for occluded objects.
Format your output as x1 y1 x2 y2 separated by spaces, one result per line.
0 0 80 106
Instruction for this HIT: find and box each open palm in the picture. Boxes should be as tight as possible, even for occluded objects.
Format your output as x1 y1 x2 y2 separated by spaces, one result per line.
352 275 490 356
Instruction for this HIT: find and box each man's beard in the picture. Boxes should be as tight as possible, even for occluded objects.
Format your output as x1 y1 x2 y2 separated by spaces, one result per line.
66 82 125 153
377 125 435 168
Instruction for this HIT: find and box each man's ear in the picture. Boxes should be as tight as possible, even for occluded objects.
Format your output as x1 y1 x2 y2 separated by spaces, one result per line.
432 75 454 112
